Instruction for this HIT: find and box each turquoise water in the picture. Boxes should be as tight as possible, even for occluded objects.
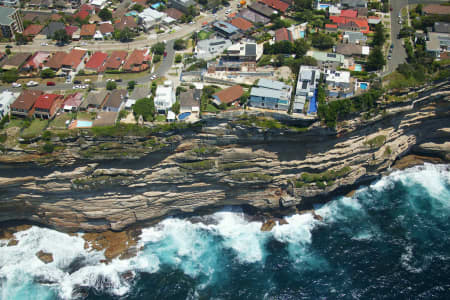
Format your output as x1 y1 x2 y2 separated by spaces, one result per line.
178 112 191 120
360 82 368 90
76 121 92 128
1 164 449 299
354 64 362 72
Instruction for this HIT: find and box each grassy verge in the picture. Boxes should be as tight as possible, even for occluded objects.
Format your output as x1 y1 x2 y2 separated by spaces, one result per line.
231 172 272 182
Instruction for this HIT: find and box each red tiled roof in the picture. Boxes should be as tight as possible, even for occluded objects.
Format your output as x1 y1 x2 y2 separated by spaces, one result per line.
259 0 289 13
230 17 254 31
340 9 358 18
85 51 108 70
423 4 450 15
45 51 67 69
65 25 79 37
105 50 128 69
80 4 95 12
123 49 150 71
76 10 90 20
330 16 369 33
23 24 43 36
325 24 338 29
275 27 292 41
99 22 114 34
34 94 62 110
213 85 244 104
62 49 86 69
165 8 184 20
80 24 96 36
23 51 50 70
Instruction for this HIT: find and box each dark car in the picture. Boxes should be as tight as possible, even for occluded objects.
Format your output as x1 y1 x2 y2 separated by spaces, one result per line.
5 45 12 48
74 80 81 84
115 79 122 82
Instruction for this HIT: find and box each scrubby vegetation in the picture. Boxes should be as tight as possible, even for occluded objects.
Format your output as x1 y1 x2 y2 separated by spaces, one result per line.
364 135 386 149
293 166 352 189
234 115 308 132
231 172 272 182
181 160 215 171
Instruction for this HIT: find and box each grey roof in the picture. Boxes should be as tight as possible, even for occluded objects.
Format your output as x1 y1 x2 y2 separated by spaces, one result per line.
248 2 276 18
213 21 239 35
427 32 450 51
341 0 367 8
344 31 367 44
245 43 256 56
434 22 450 34
250 87 290 100
336 43 363 56
257 78 289 91
104 89 127 108
179 90 199 108
130 86 150 100
238 8 270 25
81 91 109 108
41 22 65 37
0 6 17 26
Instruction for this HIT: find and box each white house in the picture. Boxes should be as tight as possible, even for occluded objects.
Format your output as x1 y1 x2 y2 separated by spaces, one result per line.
195 38 232 60
0 90 18 120
138 8 166 31
154 80 176 114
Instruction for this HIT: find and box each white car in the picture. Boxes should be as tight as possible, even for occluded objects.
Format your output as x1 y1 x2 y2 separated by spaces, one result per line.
74 85 80 89
40 42 48 46
225 9 231 14
26 81 38 87
12 82 21 88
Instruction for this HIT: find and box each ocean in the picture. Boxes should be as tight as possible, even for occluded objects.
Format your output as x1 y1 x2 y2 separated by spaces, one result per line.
1 164 449 300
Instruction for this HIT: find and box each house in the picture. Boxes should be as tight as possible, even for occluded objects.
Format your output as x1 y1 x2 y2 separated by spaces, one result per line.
0 7 23 38
213 21 240 39
93 111 118 127
275 27 293 42
80 90 109 111
195 38 232 60
85 51 108 73
324 69 353 98
99 22 114 37
104 50 128 70
294 65 320 114
179 89 200 114
208 42 263 72
51 14 63 22
434 22 450 34
115 16 138 31
89 0 108 9
65 25 79 39
80 24 96 38
330 16 369 34
22 24 43 38
307 50 345 69
367 16 381 25
343 31 367 44
45 51 67 71
230 17 254 32
336 43 364 56
340 0 367 8
138 8 166 31
340 9 358 18
41 21 65 38
325 24 338 33
154 80 176 113
126 86 150 109
238 8 270 25
61 49 87 73
103 90 127 112
426 32 450 58
423 4 450 16
63 92 83 112
0 53 32 70
168 0 196 14
248 2 277 18
165 8 184 20
212 85 244 105
22 51 51 72
10 90 43 117
75 10 90 21
34 94 64 119
94 30 104 40
288 22 307 39
0 91 18 120
123 49 151 72
249 79 292 111
258 0 289 13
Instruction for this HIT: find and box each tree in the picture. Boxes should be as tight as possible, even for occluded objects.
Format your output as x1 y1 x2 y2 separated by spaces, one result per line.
311 33 334 50
1 68 18 83
294 0 313 10
53 29 70 45
131 4 144 12
366 47 385 71
42 142 55 154
186 5 197 17
415 4 423 15
128 80 136 91
5 48 11 55
40 68 55 79
173 39 187 50
171 101 180 115
372 23 385 47
175 54 183 63
133 97 155 121
152 42 165 55
153 54 161 63
294 39 309 57
98 8 112 21
106 81 117 90
15 33 28 45
119 28 133 42
274 54 285 67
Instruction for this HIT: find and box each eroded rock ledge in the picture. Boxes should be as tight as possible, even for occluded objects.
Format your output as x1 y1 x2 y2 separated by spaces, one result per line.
0 91 449 233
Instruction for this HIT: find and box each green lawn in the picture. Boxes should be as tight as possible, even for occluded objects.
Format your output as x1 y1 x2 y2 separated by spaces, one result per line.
50 112 75 129
198 30 212 40
76 111 97 120
104 70 151 81
5 118 27 129
21 119 49 139
205 104 220 113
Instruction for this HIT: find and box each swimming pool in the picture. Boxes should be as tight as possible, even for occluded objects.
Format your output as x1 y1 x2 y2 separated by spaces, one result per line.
151 2 162 9
354 64 362 72
359 83 368 90
76 120 93 128
178 112 191 120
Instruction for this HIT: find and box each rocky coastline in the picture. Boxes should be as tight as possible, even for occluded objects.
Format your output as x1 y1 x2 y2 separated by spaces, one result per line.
0 82 449 260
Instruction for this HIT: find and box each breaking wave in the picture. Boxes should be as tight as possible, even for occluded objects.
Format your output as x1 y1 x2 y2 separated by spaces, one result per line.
1 164 449 299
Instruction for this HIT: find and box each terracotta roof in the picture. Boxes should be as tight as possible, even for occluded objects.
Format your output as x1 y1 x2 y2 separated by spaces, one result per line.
115 16 137 31
80 4 95 12
423 4 450 15
340 9 358 18
23 51 50 70
65 25 79 37
230 17 254 31
330 16 369 33
34 94 62 110
11 90 43 111
325 24 338 29
76 10 90 20
104 89 127 108
123 49 150 71
85 51 108 71
61 49 86 69
213 85 244 104
23 24 44 36
80 24 96 36
259 0 289 12
275 27 292 42
45 51 67 69
99 22 114 34
165 8 184 20
105 50 128 69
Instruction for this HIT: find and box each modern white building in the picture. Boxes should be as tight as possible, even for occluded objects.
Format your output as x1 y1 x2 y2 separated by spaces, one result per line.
154 80 176 114
294 66 321 114
138 8 167 31
0 90 18 120
195 38 232 60
90 0 107 9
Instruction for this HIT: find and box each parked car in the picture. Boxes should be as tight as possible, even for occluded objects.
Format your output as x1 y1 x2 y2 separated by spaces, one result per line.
74 80 81 84
41 42 48 46
5 45 12 49
74 85 80 89
11 82 21 88
115 79 122 82
84 79 91 83
390 44 394 49
46 81 55 86
26 81 38 87
163 51 167 57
